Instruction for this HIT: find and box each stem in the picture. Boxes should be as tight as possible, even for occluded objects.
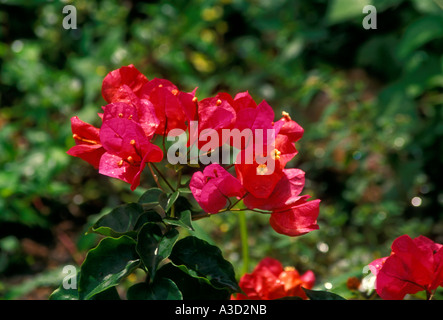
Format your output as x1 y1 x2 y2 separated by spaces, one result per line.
228 193 247 210
191 211 210 221
151 162 175 192
147 163 164 191
225 163 235 170
176 168 183 191
427 290 435 300
238 210 250 275
171 202 176 218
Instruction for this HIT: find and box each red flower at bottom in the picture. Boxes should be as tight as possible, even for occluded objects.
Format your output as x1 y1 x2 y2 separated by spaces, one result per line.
231 257 315 300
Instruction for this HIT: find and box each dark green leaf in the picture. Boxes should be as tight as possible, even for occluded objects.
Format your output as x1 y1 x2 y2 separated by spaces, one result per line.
127 278 182 300
302 288 346 300
164 210 194 231
90 203 163 238
169 236 240 293
49 271 79 300
166 191 180 212
133 210 163 229
90 203 145 238
138 187 164 204
49 288 78 300
397 15 443 60
156 263 231 300
91 286 121 300
136 223 179 279
50 273 121 300
174 196 194 213
158 192 168 211
78 236 140 300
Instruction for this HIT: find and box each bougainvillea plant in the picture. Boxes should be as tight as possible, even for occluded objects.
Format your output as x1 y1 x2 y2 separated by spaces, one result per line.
50 64 324 300
51 65 442 301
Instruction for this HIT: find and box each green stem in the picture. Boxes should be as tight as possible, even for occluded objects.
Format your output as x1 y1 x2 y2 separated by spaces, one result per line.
238 210 249 275
176 168 182 191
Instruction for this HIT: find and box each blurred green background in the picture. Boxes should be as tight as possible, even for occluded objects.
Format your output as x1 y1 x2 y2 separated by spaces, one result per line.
1 0 442 299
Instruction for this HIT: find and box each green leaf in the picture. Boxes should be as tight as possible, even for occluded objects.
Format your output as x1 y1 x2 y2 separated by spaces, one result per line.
127 278 182 300
49 273 121 300
49 288 78 300
166 191 180 212
78 236 140 300
397 15 443 60
164 210 194 231
302 288 346 300
90 203 142 237
138 187 164 204
169 236 240 293
49 278 79 300
158 191 180 213
136 223 179 279
174 195 196 215
90 286 121 300
156 263 231 300
326 0 369 25
90 203 162 238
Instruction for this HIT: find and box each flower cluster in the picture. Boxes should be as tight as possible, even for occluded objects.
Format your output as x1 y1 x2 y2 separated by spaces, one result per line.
67 65 195 190
189 94 320 237
67 65 320 237
231 257 315 300
369 235 443 300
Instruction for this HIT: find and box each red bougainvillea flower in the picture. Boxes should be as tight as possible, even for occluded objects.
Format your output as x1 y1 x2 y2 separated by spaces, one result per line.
235 99 274 134
101 100 159 139
369 235 443 300
189 163 245 214
243 168 306 210
233 110 299 199
232 257 315 300
244 168 320 237
218 91 273 133
234 153 284 199
217 91 257 115
102 64 149 103
139 78 197 135
194 95 236 149
194 92 283 150
269 198 321 237
66 116 105 169
99 115 163 191
230 94 276 150
234 135 295 199
274 111 304 143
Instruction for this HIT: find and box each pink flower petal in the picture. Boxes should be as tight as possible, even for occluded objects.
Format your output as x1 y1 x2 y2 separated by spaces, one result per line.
101 64 149 103
269 199 320 237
